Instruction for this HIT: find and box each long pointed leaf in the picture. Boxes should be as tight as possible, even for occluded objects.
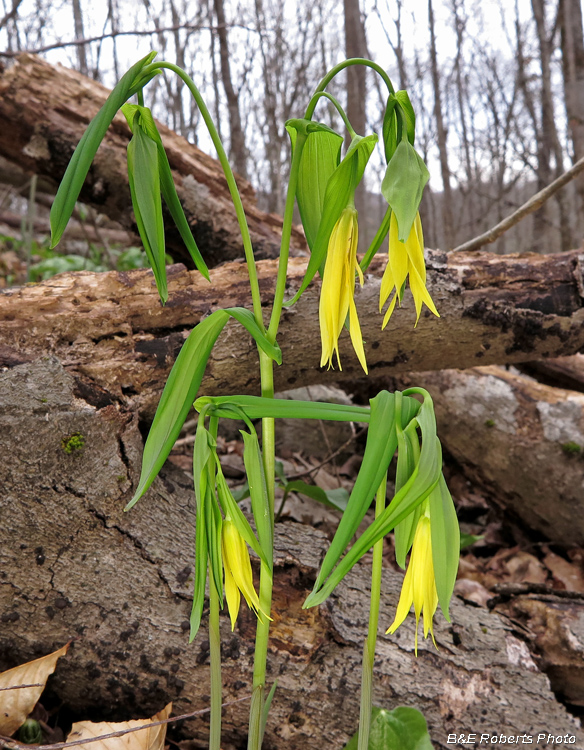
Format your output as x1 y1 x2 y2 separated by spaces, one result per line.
241 430 273 565
50 52 157 247
429 474 459 620
195 394 371 423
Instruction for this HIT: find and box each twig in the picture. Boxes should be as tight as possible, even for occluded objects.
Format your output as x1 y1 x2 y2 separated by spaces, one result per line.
453 155 584 253
0 23 256 57
0 683 42 691
0 696 251 750
490 582 584 601
285 425 368 481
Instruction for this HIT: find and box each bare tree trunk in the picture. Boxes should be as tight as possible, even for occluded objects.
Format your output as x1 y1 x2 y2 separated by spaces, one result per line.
428 0 454 248
213 0 248 179
531 0 571 251
71 0 88 77
560 0 584 234
344 0 368 214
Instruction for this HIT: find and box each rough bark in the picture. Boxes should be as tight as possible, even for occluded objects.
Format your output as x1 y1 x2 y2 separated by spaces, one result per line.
1 249 584 418
0 55 306 267
397 365 584 545
1 358 582 750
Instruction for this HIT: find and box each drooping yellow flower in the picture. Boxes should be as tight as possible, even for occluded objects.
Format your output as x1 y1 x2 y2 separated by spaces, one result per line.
221 519 263 630
379 212 439 329
386 515 438 655
319 206 368 373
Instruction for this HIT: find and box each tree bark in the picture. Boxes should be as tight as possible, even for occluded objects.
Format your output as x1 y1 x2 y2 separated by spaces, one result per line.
0 54 305 268
1 249 584 418
1 358 582 749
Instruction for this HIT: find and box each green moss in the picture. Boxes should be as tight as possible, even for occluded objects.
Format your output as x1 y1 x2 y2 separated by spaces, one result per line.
485 419 495 428
561 441 582 455
61 432 85 454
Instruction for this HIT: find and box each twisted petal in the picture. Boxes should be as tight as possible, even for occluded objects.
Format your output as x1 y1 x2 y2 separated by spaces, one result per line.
319 207 367 373
379 212 439 328
386 515 438 655
222 520 261 630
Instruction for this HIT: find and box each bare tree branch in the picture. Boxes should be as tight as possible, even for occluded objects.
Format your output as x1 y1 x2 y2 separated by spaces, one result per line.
0 23 256 57
453 154 584 252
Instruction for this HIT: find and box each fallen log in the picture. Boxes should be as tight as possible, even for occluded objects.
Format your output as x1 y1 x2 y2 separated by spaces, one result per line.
1 249 584 417
1 357 581 749
397 365 584 546
0 54 306 266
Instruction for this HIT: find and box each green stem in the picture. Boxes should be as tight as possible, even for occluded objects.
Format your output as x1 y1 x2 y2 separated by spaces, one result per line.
305 59 395 120
149 62 264 330
309 91 356 137
266 131 307 343
208 583 222 750
358 475 387 750
246 350 276 750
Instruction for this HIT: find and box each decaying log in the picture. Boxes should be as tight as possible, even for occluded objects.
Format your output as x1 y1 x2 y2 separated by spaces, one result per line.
0 54 307 266
1 357 582 750
1 248 584 417
520 353 584 393
397 366 584 545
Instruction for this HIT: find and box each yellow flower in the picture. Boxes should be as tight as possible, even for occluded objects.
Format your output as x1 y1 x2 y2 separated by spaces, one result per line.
222 519 263 630
386 515 438 655
379 212 439 329
319 206 368 374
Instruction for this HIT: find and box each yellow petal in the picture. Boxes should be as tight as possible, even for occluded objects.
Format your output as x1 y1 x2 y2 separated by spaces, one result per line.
349 297 368 374
388 213 409 298
381 292 398 330
409 262 439 325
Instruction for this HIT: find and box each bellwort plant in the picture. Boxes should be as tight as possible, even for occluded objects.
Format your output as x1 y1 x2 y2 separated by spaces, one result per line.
50 52 460 750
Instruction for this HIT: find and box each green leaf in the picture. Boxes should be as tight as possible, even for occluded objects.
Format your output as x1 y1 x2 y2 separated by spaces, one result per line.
310 391 420 596
429 473 460 620
305 390 442 608
283 481 349 512
195 394 371 423
382 96 399 163
215 458 268 568
205 466 224 605
50 52 157 248
127 112 167 304
288 133 378 305
343 706 433 750
287 123 343 250
122 104 210 281
241 429 273 565
395 91 416 145
126 308 280 510
260 681 278 747
394 417 422 569
460 532 483 549
381 140 429 242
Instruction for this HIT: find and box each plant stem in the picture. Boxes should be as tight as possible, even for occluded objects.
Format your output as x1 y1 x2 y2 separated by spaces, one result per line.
208 583 222 750
305 59 395 121
357 475 387 750
150 62 264 330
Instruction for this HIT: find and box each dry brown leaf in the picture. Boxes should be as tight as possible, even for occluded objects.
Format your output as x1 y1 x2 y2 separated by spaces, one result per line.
544 550 584 592
454 579 493 607
0 643 69 736
66 703 172 750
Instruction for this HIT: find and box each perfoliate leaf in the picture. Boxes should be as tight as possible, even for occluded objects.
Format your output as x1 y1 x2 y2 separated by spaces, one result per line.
122 104 210 281
394 417 422 568
309 391 420 596
288 133 378 305
343 706 433 750
382 96 399 164
126 309 280 510
50 52 157 248
429 473 460 620
0 644 70 737
127 112 167 304
395 91 416 145
195 394 370 423
241 429 273 564
287 123 343 250
381 140 429 242
360 207 391 272
66 703 172 750
305 389 442 608
205 470 224 603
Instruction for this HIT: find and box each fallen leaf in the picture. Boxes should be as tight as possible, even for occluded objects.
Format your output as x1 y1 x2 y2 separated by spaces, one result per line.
66 703 172 750
544 550 584 592
0 643 70 736
504 551 548 584
454 579 493 607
